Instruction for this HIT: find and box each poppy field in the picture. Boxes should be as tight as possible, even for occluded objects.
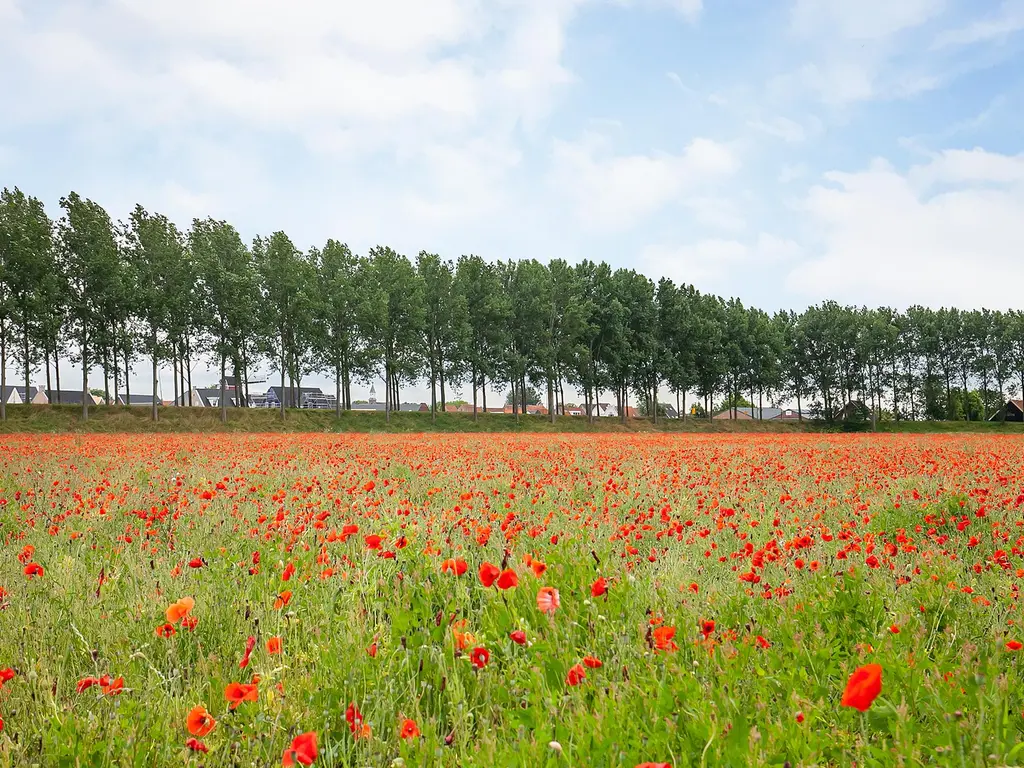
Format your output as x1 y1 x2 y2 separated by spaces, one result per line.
2 433 1024 767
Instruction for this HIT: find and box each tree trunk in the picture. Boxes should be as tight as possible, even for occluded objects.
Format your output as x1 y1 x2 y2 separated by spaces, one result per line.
55 348 62 404
279 339 286 420
45 346 52 406
220 350 227 423
23 323 31 406
102 347 110 406
472 364 478 422
482 374 487 412
385 361 391 425
548 377 555 424
124 338 131 403
430 362 437 424
151 332 159 422
0 324 6 420
81 330 89 421
335 359 342 418
439 353 446 411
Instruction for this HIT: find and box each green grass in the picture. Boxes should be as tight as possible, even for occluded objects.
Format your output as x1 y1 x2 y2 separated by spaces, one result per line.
2 403 1022 434
2 432 1024 766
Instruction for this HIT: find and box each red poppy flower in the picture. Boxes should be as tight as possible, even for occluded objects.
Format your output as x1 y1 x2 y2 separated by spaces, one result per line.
187 705 216 737
282 731 318 766
496 569 519 590
23 563 44 578
0 668 15 685
583 655 603 668
266 636 283 654
566 663 586 686
479 561 500 587
102 676 124 696
510 630 527 645
155 623 176 638
591 577 608 597
635 763 671 768
239 635 257 669
76 676 99 693
1006 640 1023 651
755 635 771 649
224 682 258 709
283 562 296 581
537 587 560 615
188 558 205 569
653 625 678 652
274 591 293 610
470 646 490 669
841 663 882 712
399 718 420 739
186 738 209 753
441 558 467 576
365 534 383 550
166 597 195 624
700 620 715 639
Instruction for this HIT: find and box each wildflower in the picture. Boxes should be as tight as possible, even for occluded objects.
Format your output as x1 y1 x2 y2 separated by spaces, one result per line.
165 596 195 624
441 558 467 576
266 636 283 654
1007 640 1023 651
274 590 293 610
186 738 209 753
399 718 420 739
653 625 678 652
537 587 560 615
239 636 257 669
700 620 715 639
479 561 500 587
282 731 318 766
470 646 490 669
841 663 882 712
591 577 608 597
566 664 586 686
23 563 44 578
187 705 216 737
496 569 519 590
102 676 124 696
583 655 603 668
155 623 176 638
224 682 258 709
510 630 527 645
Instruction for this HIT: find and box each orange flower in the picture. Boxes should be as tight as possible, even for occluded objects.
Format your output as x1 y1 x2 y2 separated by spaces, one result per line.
155 622 176 638
266 636 283 654
23 563 44 578
537 587 560 615
224 682 259 710
583 655 603 668
399 718 420 739
841 663 882 712
274 590 293 610
165 596 195 624
282 731 318 766
102 676 124 696
186 705 216 737
653 625 678 652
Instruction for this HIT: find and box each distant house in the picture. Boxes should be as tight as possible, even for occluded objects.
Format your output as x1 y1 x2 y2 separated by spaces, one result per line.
774 408 804 421
990 399 1024 423
264 386 338 410
661 403 679 419
590 403 619 418
178 388 247 408
116 393 160 407
713 406 784 421
349 386 423 412
563 404 585 417
31 389 101 405
1 385 31 404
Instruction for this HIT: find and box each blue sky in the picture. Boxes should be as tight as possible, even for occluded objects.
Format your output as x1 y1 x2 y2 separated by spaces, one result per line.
1 0 1023 401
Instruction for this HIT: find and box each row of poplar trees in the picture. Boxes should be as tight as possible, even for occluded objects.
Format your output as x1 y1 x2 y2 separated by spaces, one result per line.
2 186 1024 424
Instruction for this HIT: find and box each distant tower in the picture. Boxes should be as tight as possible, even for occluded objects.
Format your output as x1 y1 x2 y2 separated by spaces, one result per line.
368 385 377 405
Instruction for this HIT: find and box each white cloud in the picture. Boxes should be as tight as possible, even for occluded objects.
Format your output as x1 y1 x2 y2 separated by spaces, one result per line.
931 0 1024 48
778 163 808 183
791 0 945 41
549 133 740 232
787 149 1024 308
747 116 808 142
641 233 802 289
